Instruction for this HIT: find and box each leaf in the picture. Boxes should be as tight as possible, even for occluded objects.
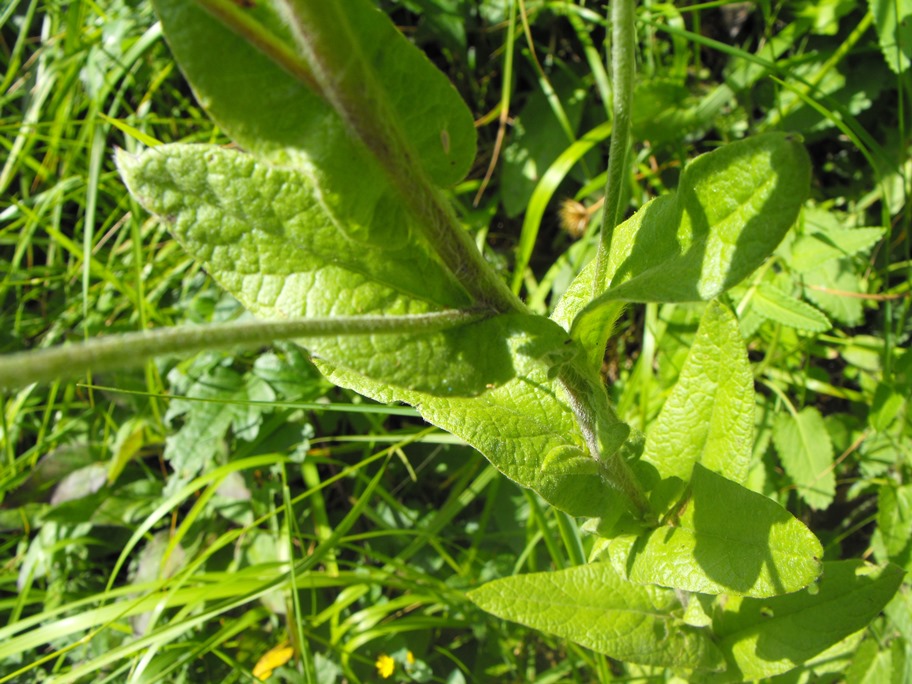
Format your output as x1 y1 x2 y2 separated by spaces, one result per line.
118 144 523 397
130 531 188 636
49 464 108 506
789 219 885 272
751 283 831 332
251 347 329 402
844 637 895 684
870 382 906 432
841 334 888 373
792 0 856 35
151 0 475 186
709 560 904 681
119 135 639 518
772 52 885 134
756 631 866 683
554 133 810 367
467 562 724 672
885 587 912 643
405 0 470 53
147 0 495 308
91 479 164 528
868 0 912 75
163 362 276 485
318 345 630 520
877 483 912 562
2 445 99 507
802 258 868 326
772 407 836 510
632 78 708 145
786 211 885 327
633 301 754 515
595 132 809 300
610 465 823 597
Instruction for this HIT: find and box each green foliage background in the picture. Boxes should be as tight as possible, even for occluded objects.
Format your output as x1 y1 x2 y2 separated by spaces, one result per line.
1 0 910 681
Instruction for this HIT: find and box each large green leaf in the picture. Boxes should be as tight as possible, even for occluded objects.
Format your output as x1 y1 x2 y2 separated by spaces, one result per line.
634 301 754 514
467 562 724 672
553 133 810 367
609 465 823 597
709 560 904 681
772 407 836 510
318 353 631 520
601 304 822 597
152 0 476 246
117 144 518 396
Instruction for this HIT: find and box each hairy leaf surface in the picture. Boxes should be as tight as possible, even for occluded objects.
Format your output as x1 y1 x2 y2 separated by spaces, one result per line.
610 465 823 597
118 144 519 396
634 301 754 514
319 354 629 519
467 562 724 671
119 144 630 517
604 304 822 596
152 0 476 249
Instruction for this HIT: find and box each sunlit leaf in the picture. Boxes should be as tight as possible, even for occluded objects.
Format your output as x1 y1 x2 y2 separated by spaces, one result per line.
468 562 724 671
610 465 823 597
772 407 836 510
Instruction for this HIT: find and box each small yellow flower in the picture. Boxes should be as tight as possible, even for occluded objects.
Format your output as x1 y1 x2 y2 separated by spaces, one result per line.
375 653 395 679
252 642 294 681
406 650 415 665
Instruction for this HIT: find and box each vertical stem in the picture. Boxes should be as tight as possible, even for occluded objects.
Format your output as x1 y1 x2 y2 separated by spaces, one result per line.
558 364 651 520
594 0 636 296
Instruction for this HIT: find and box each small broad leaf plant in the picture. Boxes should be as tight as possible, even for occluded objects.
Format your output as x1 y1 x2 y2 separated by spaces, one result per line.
0 0 901 679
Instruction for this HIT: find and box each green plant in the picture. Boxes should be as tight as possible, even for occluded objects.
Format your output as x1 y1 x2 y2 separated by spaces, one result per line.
1 0 906 681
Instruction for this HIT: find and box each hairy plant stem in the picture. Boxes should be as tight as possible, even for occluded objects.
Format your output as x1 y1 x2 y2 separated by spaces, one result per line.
593 0 635 297
276 0 524 314
0 310 485 390
558 363 651 520
553 0 651 520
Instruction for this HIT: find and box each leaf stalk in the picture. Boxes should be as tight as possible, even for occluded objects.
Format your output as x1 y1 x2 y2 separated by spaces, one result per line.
0 310 485 389
195 0 320 92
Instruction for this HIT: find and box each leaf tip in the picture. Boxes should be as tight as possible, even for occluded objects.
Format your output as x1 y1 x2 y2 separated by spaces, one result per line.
114 146 143 181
